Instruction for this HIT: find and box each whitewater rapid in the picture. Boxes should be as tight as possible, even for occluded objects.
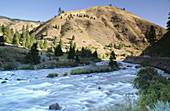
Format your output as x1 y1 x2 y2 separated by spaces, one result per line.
0 61 144 111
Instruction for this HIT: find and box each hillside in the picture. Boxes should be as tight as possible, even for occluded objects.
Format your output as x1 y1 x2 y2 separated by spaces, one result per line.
141 31 170 57
0 16 42 33
33 6 166 60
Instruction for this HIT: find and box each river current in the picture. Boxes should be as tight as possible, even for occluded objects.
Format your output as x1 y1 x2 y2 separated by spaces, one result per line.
0 61 166 111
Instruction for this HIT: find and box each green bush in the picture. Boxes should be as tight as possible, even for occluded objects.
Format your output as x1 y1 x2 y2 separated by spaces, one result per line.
146 100 170 111
63 73 68 76
133 67 170 109
47 73 58 78
3 62 18 70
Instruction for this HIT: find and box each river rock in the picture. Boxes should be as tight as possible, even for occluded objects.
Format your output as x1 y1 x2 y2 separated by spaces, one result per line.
127 65 132 67
49 103 61 110
17 78 22 81
1 81 7 84
135 66 141 69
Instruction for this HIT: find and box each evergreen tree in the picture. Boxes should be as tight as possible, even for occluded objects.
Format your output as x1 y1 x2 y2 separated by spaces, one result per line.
13 32 20 46
158 28 163 37
25 43 41 65
148 25 156 45
73 42 76 49
25 32 31 48
166 12 170 31
70 40 74 48
40 40 44 49
68 45 75 59
43 39 48 49
75 55 80 62
26 24 29 33
54 36 57 46
109 50 117 67
22 35 26 47
10 28 14 38
93 50 98 58
58 7 62 15
54 44 63 56
46 27 48 36
0 36 5 46
59 39 63 48
72 35 75 40
30 33 35 47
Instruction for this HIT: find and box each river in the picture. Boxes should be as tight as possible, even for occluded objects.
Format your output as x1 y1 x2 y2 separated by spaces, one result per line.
0 61 167 111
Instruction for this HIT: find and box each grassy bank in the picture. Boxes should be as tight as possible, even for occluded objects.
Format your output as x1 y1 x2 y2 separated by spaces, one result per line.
71 64 118 75
0 46 101 71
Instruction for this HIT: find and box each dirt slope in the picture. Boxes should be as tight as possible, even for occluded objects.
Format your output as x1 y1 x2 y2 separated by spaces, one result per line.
33 6 166 59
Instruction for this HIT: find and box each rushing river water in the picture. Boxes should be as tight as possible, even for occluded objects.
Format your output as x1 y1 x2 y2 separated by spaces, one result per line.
0 61 167 111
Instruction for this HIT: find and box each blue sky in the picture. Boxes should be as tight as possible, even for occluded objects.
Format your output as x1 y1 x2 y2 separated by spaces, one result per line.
0 0 170 28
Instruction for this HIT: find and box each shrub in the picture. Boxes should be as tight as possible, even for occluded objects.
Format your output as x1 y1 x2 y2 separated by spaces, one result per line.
146 101 170 111
63 73 68 76
47 73 58 78
3 62 18 70
119 44 124 50
133 67 169 108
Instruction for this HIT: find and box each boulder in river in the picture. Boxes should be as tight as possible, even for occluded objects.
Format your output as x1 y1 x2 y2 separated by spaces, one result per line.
1 81 7 84
49 103 61 110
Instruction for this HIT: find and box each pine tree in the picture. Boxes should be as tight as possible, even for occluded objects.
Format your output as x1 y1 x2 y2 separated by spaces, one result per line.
158 28 163 37
93 50 98 58
0 36 5 46
26 24 29 33
72 35 75 40
43 39 48 49
46 27 48 36
25 32 31 48
25 43 41 65
54 44 63 56
109 50 117 67
148 25 156 45
13 32 20 46
58 7 62 15
54 36 57 46
59 39 63 48
73 42 76 49
40 40 44 49
30 33 35 47
166 12 170 31
68 45 75 59
75 55 80 62
22 35 26 47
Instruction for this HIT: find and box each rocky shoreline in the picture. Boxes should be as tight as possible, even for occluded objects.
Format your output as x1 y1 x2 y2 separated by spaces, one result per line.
123 56 170 74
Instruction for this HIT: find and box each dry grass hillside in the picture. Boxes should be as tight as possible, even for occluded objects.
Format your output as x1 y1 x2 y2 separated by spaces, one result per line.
33 6 166 60
0 16 42 33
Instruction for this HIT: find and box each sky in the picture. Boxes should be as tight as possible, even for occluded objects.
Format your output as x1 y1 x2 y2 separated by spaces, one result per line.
0 0 170 28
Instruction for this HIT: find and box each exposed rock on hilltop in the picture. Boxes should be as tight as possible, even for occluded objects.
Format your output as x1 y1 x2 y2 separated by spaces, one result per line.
33 6 166 59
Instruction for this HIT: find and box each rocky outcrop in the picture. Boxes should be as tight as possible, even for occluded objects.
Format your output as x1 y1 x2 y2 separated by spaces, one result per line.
49 103 61 110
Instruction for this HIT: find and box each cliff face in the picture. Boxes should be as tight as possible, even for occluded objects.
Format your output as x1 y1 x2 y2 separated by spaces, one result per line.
33 6 166 59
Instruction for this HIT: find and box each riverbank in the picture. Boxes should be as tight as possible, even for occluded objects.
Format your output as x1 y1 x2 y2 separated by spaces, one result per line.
123 56 170 74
